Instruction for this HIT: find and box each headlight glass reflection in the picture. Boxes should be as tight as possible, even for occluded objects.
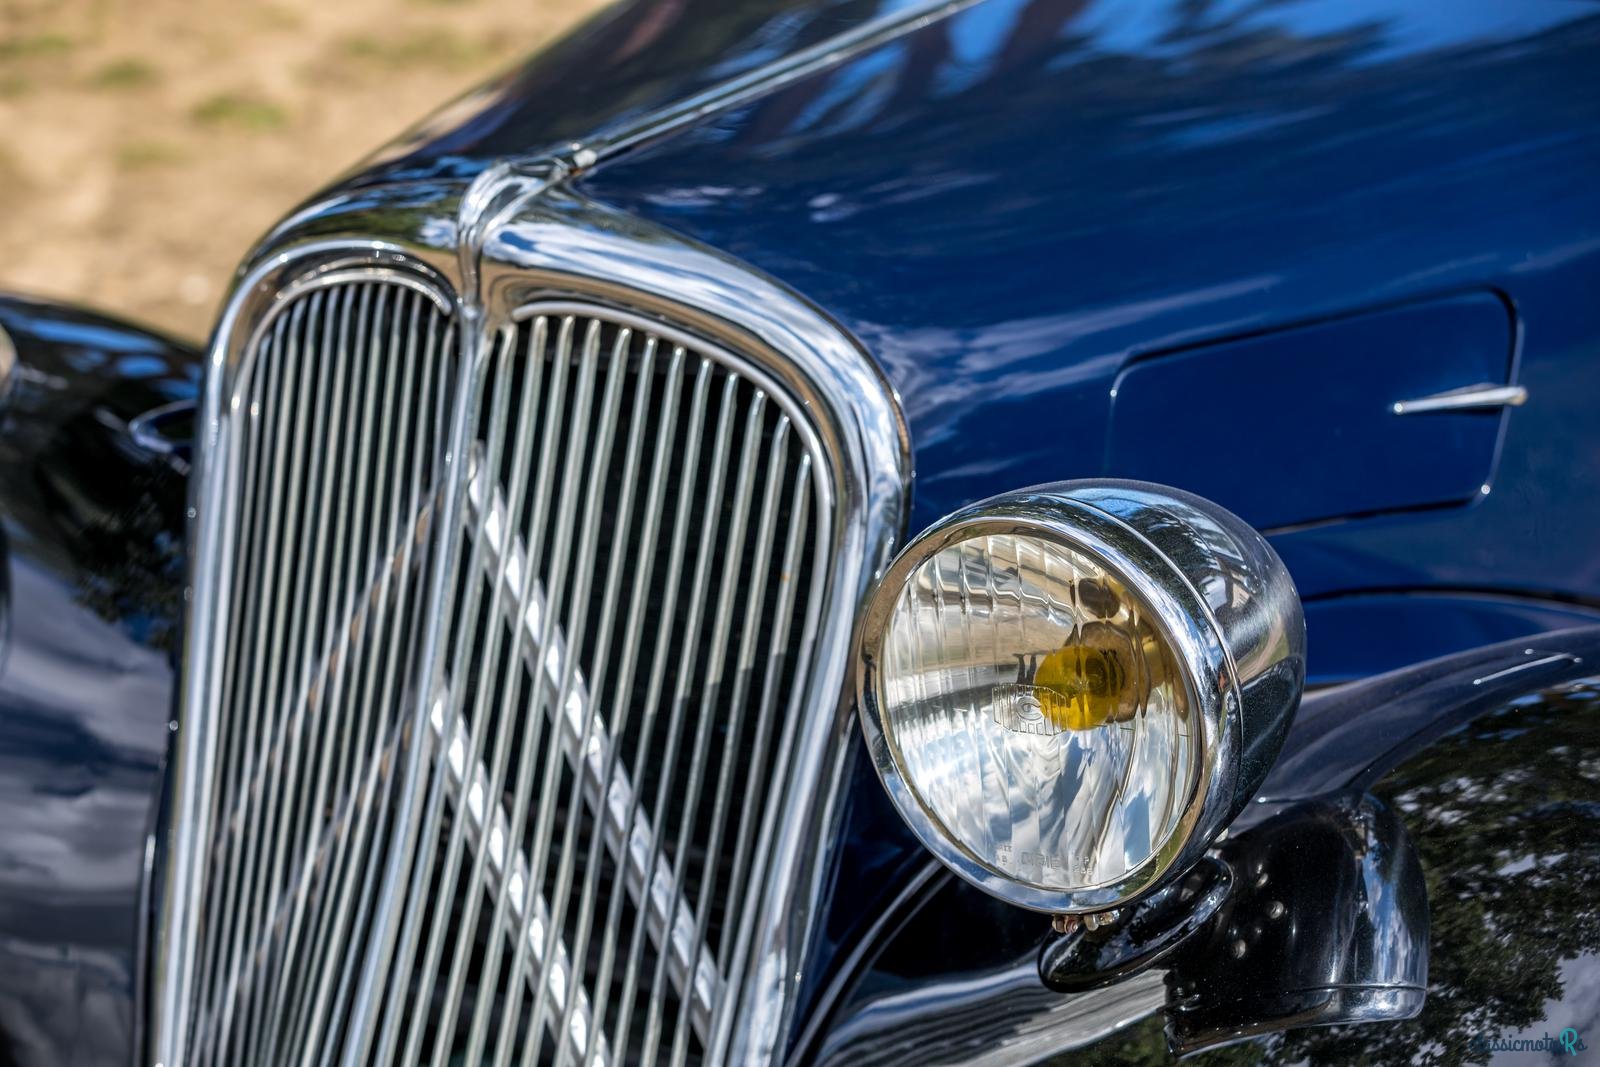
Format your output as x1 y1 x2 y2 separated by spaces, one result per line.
879 533 1199 892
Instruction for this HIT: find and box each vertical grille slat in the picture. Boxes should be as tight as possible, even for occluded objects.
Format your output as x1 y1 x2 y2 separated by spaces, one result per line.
567 340 690 1065
395 320 522 1067
478 320 629 1067
707 452 818 1063
471 315 599 1067
176 271 459 1067
218 304 302 1063
657 385 765 1067
547 333 664 1062
633 369 743 1067
163 267 855 1067
238 292 318 1067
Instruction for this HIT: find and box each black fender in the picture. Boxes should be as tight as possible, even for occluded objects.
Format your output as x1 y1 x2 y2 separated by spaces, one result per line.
801 626 1600 1065
0 295 199 1067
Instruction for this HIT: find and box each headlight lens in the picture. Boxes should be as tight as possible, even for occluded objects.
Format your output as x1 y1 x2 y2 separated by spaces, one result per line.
859 481 1305 914
879 532 1199 895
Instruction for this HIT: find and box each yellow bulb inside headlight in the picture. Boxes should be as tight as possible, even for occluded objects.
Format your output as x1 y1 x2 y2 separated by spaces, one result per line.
1036 625 1135 730
876 532 1197 895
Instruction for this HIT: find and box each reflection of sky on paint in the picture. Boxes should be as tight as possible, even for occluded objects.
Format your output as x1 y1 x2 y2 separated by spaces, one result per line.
0 556 168 900
788 42 907 135
2 557 169 760
1075 0 1584 64
0 554 163 1055
705 10 812 78
854 273 1276 438
13 316 169 354
709 0 1009 83
1256 0 1583 63
935 0 1032 97
878 0 951 15
1519 954 1600 1065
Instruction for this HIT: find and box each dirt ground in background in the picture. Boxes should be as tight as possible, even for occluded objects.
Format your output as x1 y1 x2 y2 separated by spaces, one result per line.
0 0 608 341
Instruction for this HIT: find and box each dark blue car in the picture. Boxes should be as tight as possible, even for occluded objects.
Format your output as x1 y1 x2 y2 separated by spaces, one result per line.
2 0 1598 1063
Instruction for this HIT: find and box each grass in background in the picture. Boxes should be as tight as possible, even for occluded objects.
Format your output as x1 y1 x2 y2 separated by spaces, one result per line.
0 0 602 337
91 57 161 90
191 91 289 131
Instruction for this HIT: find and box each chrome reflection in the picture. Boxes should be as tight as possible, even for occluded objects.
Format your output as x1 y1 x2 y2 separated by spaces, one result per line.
881 534 1198 892
156 172 912 1067
816 957 1166 1067
859 480 1305 915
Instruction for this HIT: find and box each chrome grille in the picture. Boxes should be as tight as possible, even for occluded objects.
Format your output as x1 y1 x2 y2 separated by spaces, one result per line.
356 305 830 1067
161 266 845 1065
177 272 459 1066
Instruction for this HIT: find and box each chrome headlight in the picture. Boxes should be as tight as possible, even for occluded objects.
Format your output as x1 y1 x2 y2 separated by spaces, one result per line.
857 481 1305 913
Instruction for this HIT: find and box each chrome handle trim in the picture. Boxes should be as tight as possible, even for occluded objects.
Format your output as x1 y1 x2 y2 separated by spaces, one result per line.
1390 383 1527 415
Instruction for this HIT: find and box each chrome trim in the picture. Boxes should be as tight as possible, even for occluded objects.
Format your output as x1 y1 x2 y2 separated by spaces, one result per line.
348 275 897 1063
572 0 987 166
428 695 613 1065
128 398 197 460
1390 382 1528 415
462 469 722 1024
816 963 1165 1066
153 246 460 1067
151 0 976 1051
475 190 910 1061
162 137 915 1067
856 481 1304 914
157 179 909 1066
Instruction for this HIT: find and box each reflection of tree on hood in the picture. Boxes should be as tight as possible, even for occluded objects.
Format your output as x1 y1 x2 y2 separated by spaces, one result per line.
1073 681 1600 1066
1347 682 1600 1066
70 458 187 655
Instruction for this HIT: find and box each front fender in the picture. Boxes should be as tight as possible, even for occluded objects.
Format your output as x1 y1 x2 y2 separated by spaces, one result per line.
800 627 1600 1065
0 295 199 1067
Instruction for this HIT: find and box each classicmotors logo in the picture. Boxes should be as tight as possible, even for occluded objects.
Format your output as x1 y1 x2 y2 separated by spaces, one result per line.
1467 1027 1587 1056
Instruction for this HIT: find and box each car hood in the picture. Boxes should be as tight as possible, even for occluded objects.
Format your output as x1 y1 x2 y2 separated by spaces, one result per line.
334 0 1600 536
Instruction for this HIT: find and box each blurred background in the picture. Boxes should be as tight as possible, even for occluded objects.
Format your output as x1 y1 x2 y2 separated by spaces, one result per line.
0 0 607 340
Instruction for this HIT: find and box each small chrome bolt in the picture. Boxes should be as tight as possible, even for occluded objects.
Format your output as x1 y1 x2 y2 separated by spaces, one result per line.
1266 900 1286 920
1230 938 1248 959
1051 914 1079 935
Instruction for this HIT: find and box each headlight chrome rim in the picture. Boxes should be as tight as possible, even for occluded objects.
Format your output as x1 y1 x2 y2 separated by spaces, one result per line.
857 490 1253 914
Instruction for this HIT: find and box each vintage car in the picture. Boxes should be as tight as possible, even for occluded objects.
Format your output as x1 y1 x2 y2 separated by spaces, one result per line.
2 0 1598 1063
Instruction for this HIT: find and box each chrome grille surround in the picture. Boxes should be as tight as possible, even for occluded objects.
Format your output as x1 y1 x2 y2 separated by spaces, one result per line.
154 189 909 1067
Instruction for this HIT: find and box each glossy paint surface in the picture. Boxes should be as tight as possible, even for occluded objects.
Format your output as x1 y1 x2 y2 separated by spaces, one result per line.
346 0 980 189
557 0 1600 684
1106 291 1513 530
806 628 1600 1064
1304 592 1600 685
0 296 196 1067
1161 791 1430 1055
